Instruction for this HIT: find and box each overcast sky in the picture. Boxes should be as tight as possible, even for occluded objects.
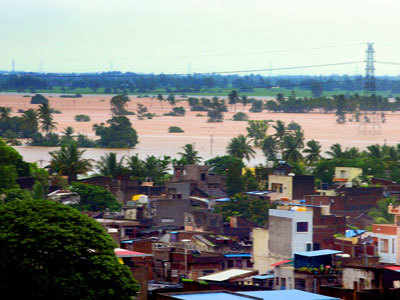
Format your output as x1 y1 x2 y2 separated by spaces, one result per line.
1 0 400 75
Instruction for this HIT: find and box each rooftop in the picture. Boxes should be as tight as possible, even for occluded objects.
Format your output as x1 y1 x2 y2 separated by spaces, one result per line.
294 250 342 257
198 269 257 282
166 290 339 300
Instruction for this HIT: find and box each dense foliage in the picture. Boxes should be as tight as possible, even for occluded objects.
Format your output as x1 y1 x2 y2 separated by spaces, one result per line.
94 116 138 148
71 182 121 211
0 199 138 299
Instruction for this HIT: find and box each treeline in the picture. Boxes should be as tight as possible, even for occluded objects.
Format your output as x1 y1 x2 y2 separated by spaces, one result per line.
3 72 400 94
0 94 138 148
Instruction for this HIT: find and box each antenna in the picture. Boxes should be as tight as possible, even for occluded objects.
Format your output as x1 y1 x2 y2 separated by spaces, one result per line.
364 42 376 94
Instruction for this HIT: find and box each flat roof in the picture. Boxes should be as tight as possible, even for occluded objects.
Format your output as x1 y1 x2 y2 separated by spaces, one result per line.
224 254 251 258
167 290 339 300
198 269 256 282
239 289 339 300
294 250 342 257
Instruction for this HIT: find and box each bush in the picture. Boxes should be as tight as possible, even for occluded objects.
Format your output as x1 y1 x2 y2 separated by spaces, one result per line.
30 94 48 105
75 114 91 122
233 112 249 121
196 113 204 117
169 126 184 133
164 106 186 116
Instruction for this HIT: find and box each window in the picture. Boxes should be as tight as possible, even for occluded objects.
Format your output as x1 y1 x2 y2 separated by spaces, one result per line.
380 239 389 253
340 170 346 178
201 173 206 181
313 243 320 251
297 222 308 232
275 277 279 286
393 239 396 254
306 243 312 251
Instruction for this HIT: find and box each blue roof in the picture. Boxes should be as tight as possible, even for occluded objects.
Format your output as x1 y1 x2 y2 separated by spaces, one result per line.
252 274 274 280
120 240 134 244
170 292 248 300
224 253 251 258
345 229 366 238
215 198 231 202
245 191 271 195
294 250 342 257
239 289 339 300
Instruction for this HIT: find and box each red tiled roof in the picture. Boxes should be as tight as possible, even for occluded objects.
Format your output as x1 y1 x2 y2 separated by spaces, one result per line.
270 259 292 267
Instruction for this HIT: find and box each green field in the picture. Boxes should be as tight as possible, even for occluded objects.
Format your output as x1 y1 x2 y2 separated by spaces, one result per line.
2 87 399 98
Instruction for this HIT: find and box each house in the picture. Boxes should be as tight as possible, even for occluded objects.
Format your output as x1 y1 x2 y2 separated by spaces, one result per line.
268 208 313 257
268 162 314 201
372 204 400 264
273 250 343 293
333 167 362 184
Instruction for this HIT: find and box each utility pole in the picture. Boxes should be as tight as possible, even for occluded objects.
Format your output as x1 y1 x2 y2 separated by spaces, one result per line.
201 127 215 157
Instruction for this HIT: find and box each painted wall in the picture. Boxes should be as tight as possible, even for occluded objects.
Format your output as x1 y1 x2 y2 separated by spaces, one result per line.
342 268 375 289
268 175 293 199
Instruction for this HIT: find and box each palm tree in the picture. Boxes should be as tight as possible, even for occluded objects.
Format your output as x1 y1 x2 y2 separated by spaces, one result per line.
21 109 39 137
246 120 270 148
282 134 304 162
272 120 286 147
0 107 11 119
178 144 202 165
326 143 344 159
227 135 256 161
49 142 93 183
303 140 322 164
96 152 126 178
38 103 57 133
126 154 145 179
261 136 278 161
366 144 384 160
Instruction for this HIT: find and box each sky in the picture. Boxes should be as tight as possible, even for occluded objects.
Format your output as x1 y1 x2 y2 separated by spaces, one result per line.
1 0 400 75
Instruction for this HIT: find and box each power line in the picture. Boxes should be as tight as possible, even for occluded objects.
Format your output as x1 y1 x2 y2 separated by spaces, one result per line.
376 61 400 66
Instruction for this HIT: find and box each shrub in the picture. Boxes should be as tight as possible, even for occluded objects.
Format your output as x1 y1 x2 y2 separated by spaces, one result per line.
169 126 184 133
196 113 204 117
30 94 48 105
233 112 249 121
75 114 91 122
164 106 186 116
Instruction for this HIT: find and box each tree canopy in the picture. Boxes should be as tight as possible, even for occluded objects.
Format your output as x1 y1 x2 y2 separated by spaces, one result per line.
0 198 138 299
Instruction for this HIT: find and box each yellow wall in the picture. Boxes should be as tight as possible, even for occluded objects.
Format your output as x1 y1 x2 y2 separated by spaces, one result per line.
335 167 362 181
268 175 293 199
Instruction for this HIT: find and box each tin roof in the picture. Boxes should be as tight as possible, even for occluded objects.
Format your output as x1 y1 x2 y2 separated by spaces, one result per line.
294 249 342 257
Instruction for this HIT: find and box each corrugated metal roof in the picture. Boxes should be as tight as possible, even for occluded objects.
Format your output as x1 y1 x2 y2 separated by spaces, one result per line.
198 269 255 282
171 292 250 300
294 250 342 257
239 289 339 300
345 229 366 238
252 274 274 280
224 253 251 258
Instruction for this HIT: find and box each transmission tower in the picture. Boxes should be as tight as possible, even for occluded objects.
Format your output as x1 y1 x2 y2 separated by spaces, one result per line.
359 42 382 135
364 42 376 94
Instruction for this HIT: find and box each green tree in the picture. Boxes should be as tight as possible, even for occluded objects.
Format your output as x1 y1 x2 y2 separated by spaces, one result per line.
21 108 39 137
232 112 249 121
0 106 11 119
38 103 57 133
178 144 202 165
0 198 138 298
227 135 256 161
246 120 270 148
110 94 131 116
71 182 122 211
49 142 93 183
96 152 126 178
368 198 398 224
94 116 139 148
303 140 322 164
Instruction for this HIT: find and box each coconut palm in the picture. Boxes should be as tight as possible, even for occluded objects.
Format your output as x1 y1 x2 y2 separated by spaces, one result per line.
282 133 304 162
227 135 256 161
38 103 57 133
96 152 126 178
178 144 202 165
272 120 286 147
326 143 344 159
303 140 322 164
21 109 39 137
49 142 93 182
246 120 270 148
261 136 278 161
